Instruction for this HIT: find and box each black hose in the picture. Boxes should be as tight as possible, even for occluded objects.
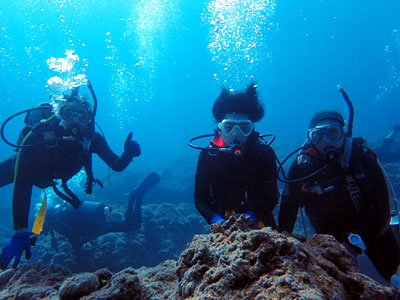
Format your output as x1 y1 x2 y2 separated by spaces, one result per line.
95 122 106 137
187 134 216 150
337 86 354 137
52 182 80 209
87 80 98 134
61 180 81 209
1 107 56 148
276 145 328 184
259 133 276 146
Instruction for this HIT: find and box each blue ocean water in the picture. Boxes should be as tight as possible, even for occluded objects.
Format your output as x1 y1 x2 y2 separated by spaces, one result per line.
0 0 399 270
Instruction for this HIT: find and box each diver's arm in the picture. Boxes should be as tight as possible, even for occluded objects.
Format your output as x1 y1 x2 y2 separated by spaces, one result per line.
278 186 300 233
249 145 279 228
359 154 391 240
91 132 133 172
0 156 15 188
278 162 302 233
12 170 33 231
106 198 142 233
194 150 217 224
382 125 400 150
382 132 396 151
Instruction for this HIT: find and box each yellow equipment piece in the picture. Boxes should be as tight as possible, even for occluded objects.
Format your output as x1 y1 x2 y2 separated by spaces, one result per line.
257 221 265 229
32 190 47 235
224 210 236 218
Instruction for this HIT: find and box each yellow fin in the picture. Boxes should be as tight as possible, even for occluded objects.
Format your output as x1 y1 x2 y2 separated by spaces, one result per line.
257 221 265 229
32 190 47 235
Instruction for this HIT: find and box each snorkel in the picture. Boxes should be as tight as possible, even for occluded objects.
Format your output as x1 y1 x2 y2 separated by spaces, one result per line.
337 85 354 169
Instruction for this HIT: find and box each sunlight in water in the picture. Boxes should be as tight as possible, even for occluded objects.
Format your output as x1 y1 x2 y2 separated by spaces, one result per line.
203 0 276 88
47 50 88 104
0 0 89 108
376 29 400 101
105 0 180 130
35 170 93 215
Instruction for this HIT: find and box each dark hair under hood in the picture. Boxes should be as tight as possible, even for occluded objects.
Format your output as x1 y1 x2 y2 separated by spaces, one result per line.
212 83 265 122
309 111 345 129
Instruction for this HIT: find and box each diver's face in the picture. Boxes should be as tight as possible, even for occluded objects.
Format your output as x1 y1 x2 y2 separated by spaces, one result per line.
59 104 90 136
218 113 253 145
308 119 345 159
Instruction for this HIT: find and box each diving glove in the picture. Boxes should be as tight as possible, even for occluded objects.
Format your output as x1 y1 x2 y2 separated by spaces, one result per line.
234 211 257 224
391 265 400 290
0 232 34 269
243 211 257 224
210 214 226 225
124 132 141 158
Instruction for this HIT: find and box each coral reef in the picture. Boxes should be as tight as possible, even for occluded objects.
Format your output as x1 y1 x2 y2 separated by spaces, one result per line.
0 217 397 300
34 202 208 272
59 272 100 300
176 216 396 299
0 263 71 299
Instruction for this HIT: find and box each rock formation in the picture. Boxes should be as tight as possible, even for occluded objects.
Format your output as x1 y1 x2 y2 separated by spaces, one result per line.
0 216 397 300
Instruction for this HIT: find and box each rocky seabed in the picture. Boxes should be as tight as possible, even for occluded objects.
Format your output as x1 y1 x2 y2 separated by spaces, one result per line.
0 216 397 300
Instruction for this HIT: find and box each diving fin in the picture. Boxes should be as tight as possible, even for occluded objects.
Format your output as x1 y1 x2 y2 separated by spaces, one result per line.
32 190 48 235
128 172 161 200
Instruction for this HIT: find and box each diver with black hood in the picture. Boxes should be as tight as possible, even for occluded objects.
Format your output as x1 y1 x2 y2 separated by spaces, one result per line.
375 124 400 164
278 87 400 286
192 83 279 229
0 82 141 269
43 171 160 257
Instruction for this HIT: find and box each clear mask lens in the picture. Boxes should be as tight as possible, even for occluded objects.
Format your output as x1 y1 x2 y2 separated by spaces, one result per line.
308 125 343 144
219 119 254 137
60 106 88 123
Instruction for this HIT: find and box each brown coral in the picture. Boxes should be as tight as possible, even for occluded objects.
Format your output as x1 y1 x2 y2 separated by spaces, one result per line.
59 272 100 300
0 217 397 300
175 215 398 300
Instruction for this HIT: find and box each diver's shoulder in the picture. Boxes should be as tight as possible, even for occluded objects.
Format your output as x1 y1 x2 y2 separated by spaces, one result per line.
251 136 275 152
92 131 103 139
351 137 377 160
251 143 277 163
292 145 320 170
91 131 107 142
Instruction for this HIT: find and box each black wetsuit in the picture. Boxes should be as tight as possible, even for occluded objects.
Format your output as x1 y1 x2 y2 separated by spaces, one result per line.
194 133 279 228
278 139 400 282
0 121 134 232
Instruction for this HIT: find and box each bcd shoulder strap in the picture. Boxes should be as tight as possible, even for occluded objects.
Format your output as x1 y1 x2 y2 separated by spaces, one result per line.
24 103 54 128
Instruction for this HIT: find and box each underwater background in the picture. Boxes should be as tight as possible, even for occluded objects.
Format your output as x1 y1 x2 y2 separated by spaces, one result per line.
0 0 400 274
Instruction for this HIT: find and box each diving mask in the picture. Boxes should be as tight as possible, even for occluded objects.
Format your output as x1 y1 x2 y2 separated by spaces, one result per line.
308 125 343 145
218 119 254 137
59 104 90 125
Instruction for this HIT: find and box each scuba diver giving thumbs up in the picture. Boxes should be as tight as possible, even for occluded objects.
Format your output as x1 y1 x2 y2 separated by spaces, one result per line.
0 81 141 269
